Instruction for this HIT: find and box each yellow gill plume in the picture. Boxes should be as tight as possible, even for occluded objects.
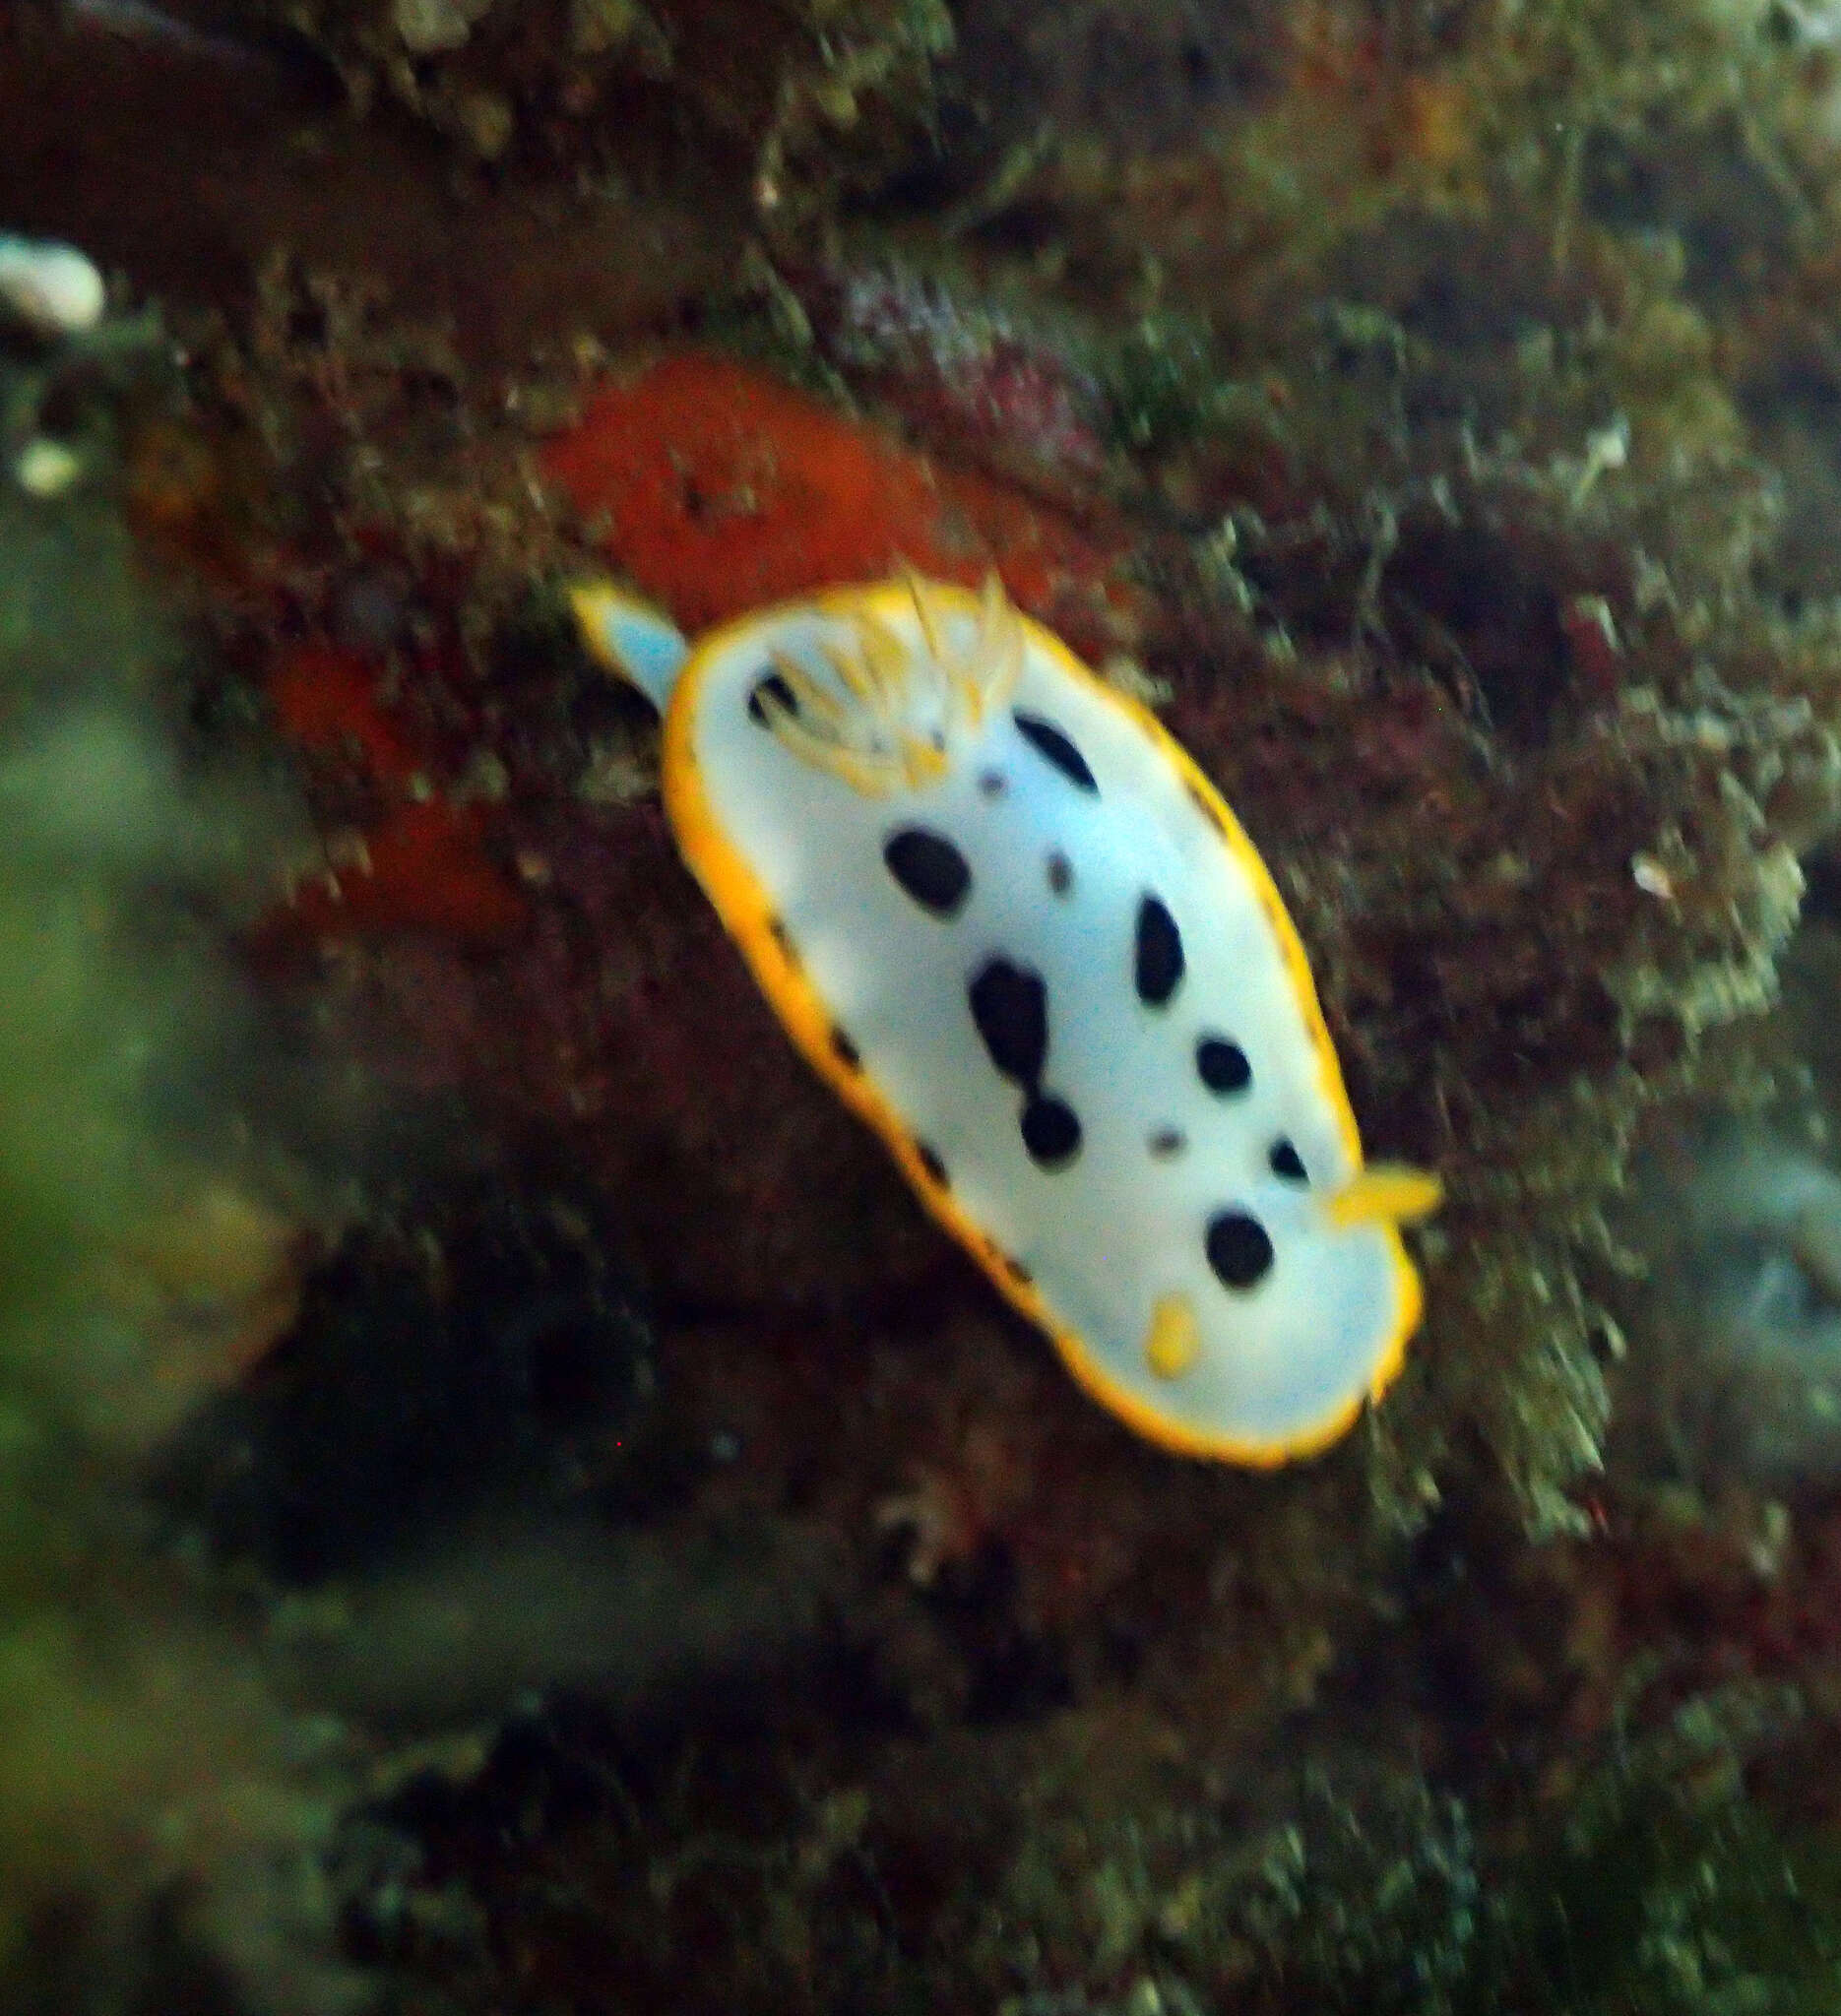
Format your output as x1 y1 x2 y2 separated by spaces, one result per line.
756 572 1025 795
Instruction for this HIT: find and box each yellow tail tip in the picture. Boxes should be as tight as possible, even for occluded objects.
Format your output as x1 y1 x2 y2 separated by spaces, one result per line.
1323 1164 1444 1231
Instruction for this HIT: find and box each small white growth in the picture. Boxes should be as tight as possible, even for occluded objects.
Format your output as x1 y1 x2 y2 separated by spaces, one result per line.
13 438 83 497
1779 0 1841 47
392 0 495 53
0 233 105 338
1631 853 1676 901
1567 414 1629 509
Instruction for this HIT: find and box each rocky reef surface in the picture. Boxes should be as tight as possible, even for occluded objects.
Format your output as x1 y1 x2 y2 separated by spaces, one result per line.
13 0 1841 2009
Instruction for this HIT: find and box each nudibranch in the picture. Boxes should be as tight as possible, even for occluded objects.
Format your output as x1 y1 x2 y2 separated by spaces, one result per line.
571 572 1440 1464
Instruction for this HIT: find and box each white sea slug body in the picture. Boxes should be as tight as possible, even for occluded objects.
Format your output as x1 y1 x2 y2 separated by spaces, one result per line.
573 572 1440 1464
0 233 105 339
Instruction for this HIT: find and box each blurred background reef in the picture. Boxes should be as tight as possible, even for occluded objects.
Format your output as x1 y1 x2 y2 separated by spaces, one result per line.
15 0 1841 2007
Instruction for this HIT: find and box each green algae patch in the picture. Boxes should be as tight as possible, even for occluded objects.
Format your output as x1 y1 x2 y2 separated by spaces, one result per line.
0 334 363 2008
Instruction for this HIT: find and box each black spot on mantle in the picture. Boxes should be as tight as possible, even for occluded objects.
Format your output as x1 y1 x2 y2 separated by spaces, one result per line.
1196 1037 1250 1095
1014 712 1097 792
747 670 798 725
885 827 972 918
1021 1094 1082 1169
1206 1209 1273 1291
1134 895 1184 1006
968 958 1047 1086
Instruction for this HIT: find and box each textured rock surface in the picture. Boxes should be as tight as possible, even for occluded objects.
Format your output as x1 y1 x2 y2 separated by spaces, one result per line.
14 0 1841 2007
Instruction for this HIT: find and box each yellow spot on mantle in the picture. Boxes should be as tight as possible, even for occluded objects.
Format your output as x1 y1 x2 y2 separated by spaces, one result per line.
1144 1294 1200 1381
